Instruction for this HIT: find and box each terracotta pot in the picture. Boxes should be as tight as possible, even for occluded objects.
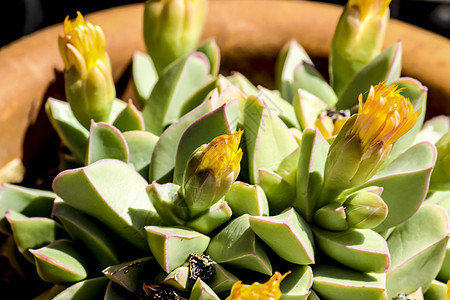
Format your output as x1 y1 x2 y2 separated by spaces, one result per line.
0 0 449 184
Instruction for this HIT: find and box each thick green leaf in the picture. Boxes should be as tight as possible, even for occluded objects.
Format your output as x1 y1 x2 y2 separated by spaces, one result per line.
225 181 269 217
103 257 155 292
292 61 337 107
30 239 88 284
179 80 219 117
173 99 239 185
353 142 436 231
143 52 210 135
294 128 329 222
249 208 315 265
6 210 67 263
312 265 387 300
280 266 313 299
45 98 89 163
146 182 186 226
292 89 328 131
34 285 67 300
132 51 158 109
275 39 312 103
112 100 145 132
416 116 450 145
227 72 259 97
157 266 192 291
206 214 272 275
145 226 210 273
52 277 109 300
257 169 295 214
123 130 158 177
208 263 238 294
312 226 390 273
53 159 160 250
423 280 447 300
256 87 300 128
86 122 129 165
186 200 233 234
149 94 215 182
336 42 402 110
197 38 221 77
386 204 449 298
244 96 298 184
190 278 220 300
52 200 119 268
0 184 55 234
104 281 134 299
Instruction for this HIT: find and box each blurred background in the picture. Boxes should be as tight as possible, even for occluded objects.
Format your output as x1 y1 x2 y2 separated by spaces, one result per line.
0 0 449 48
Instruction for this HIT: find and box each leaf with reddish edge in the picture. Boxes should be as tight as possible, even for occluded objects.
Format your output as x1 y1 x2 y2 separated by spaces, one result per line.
190 278 220 300
103 257 156 292
208 263 238 294
52 277 109 299
113 100 145 132
53 159 160 250
280 265 313 299
86 122 129 165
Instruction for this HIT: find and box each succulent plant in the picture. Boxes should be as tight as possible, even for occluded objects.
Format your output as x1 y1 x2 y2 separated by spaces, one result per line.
1 0 450 299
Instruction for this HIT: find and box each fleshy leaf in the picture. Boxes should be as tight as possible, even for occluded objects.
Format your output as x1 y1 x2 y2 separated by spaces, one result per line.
294 128 329 222
206 214 272 275
244 96 298 184
173 99 239 185
123 130 158 177
112 100 145 132
52 277 109 300
249 208 315 265
145 226 210 273
143 52 210 135
103 257 155 292
292 61 337 107
180 80 219 117
190 278 220 300
104 281 134 299
352 142 436 231
86 122 129 165
336 42 402 110
197 38 221 77
157 266 192 291
312 265 387 300
423 280 447 300
275 39 312 103
292 89 328 131
132 51 158 109
280 266 313 300
313 202 348 232
52 199 119 268
30 239 88 284
45 98 89 163
257 169 295 215
0 184 55 233
227 72 259 97
225 181 269 217
150 94 215 183
256 86 300 128
386 204 449 299
312 227 390 273
53 159 160 250
208 263 238 294
186 200 233 234
6 210 67 263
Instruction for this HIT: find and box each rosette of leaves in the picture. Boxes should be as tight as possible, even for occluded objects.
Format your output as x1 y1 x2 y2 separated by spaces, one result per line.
1 0 449 299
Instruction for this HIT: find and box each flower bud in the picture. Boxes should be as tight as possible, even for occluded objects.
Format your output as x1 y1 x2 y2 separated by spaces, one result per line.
344 191 388 229
330 0 391 95
313 202 348 231
143 0 208 74
182 131 243 214
58 12 116 129
320 82 421 204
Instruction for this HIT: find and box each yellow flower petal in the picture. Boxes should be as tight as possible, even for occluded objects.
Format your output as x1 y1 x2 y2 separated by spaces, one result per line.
348 0 392 21
229 271 290 300
198 130 243 178
351 81 421 152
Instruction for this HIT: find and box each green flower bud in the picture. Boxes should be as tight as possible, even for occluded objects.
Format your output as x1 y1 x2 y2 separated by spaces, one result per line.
330 0 391 95
58 12 116 129
143 0 208 74
344 191 388 229
182 131 243 215
429 132 450 191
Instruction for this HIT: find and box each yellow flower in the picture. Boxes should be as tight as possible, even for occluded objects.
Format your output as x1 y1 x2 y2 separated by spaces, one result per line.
182 130 243 214
229 271 290 300
348 0 391 21
446 280 450 300
351 81 422 152
198 130 243 178
57 12 115 128
58 12 107 75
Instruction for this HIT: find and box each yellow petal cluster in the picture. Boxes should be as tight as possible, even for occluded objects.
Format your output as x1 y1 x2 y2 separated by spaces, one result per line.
446 280 450 300
348 0 391 21
198 130 243 177
351 81 421 152
229 271 290 300
58 12 106 75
